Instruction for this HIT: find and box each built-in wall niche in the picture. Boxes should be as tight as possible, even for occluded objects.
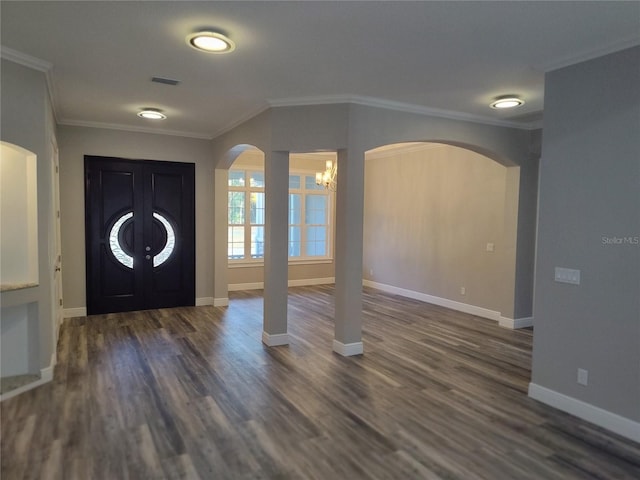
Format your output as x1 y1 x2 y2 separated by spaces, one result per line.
0 303 40 394
1 142 38 291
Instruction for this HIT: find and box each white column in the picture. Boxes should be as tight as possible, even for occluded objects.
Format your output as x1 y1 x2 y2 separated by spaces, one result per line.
262 150 290 346
333 148 365 356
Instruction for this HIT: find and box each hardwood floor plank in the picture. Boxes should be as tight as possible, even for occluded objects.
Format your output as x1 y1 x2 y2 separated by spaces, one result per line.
2 285 639 479
162 454 202 480
131 423 166 480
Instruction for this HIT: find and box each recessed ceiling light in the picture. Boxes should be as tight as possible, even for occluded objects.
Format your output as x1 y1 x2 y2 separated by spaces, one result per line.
137 108 166 120
186 31 235 54
490 96 525 109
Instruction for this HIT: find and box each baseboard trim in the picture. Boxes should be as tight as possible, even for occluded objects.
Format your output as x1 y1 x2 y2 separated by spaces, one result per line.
63 307 87 319
64 298 228 313
213 297 229 307
40 364 54 382
499 316 534 329
0 362 54 402
364 280 501 322
333 340 364 356
289 277 335 287
229 282 263 291
528 382 640 443
195 297 214 306
262 331 290 347
230 277 335 292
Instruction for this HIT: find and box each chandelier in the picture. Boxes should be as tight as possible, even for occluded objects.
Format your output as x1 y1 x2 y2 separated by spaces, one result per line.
315 160 337 191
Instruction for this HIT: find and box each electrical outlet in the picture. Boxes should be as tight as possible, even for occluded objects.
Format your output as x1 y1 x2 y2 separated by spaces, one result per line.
369 268 373 277
460 286 466 295
486 242 495 252
577 368 588 386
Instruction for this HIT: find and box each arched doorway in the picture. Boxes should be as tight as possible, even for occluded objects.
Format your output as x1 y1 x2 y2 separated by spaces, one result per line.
363 142 521 324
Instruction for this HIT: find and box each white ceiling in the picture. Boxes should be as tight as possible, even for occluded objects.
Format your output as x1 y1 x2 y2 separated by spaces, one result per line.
2 1 639 139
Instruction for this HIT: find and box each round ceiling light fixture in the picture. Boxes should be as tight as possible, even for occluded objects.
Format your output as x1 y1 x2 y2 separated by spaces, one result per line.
137 108 166 120
186 31 235 54
490 95 525 109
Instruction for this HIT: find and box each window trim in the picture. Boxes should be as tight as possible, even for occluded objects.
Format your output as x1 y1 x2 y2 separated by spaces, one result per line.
228 168 334 265
228 258 334 269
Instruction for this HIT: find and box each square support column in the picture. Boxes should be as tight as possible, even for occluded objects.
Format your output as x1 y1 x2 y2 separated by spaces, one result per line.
333 148 365 356
262 150 290 346
213 168 229 307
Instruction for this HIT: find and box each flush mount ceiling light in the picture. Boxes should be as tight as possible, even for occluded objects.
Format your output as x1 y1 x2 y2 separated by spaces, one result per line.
490 95 525 109
186 31 235 53
137 108 166 120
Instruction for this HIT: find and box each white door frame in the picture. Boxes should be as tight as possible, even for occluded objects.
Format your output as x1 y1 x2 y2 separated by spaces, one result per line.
50 136 63 359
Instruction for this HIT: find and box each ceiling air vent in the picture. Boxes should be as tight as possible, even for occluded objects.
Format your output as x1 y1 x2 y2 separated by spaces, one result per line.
151 76 180 86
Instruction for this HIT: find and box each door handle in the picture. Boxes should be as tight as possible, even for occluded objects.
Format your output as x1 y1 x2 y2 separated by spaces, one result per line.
145 255 151 260
145 246 151 252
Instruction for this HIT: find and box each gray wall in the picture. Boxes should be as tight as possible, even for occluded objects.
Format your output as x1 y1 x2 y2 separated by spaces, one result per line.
349 104 539 319
363 143 519 316
531 46 640 421
211 104 539 319
57 117 346 308
1 59 56 371
57 126 214 308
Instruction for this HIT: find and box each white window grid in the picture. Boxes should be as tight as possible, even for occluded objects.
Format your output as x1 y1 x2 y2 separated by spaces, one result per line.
228 169 333 264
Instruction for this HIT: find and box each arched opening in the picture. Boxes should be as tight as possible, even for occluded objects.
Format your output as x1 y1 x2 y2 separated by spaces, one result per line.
220 145 338 295
363 141 520 322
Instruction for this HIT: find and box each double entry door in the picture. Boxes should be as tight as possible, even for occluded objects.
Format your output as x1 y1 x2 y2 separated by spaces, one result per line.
85 156 195 315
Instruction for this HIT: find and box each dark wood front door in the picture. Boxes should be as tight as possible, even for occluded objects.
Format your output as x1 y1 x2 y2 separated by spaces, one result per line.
85 156 195 315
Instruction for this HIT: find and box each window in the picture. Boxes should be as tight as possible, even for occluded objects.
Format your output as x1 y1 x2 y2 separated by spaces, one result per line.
228 171 265 260
228 169 332 262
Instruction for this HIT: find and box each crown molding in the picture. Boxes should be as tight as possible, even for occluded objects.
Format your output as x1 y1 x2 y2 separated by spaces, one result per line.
210 103 271 139
538 37 640 72
269 94 539 130
61 103 272 143
269 94 354 108
58 119 213 140
1 46 60 123
2 45 545 140
1 46 52 72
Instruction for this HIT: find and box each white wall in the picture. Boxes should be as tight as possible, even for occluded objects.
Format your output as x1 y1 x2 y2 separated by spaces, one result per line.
57 125 214 309
0 143 38 285
531 46 640 438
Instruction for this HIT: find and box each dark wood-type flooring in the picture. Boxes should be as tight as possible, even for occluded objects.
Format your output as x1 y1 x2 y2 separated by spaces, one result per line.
2 285 639 479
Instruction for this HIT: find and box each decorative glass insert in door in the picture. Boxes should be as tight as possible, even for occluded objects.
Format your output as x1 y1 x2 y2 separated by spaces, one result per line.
108 211 175 268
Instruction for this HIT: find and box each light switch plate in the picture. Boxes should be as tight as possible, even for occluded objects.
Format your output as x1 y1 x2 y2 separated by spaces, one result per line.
555 267 581 285
577 368 588 386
